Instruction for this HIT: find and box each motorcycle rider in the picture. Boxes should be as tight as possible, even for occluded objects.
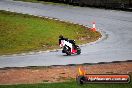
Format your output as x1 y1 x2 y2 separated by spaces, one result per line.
59 35 66 45
59 35 77 53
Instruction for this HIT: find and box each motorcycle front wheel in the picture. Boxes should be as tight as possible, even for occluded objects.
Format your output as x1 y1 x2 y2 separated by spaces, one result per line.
77 47 81 55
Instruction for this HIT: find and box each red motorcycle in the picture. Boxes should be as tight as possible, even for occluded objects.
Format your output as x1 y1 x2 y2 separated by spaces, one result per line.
59 36 81 55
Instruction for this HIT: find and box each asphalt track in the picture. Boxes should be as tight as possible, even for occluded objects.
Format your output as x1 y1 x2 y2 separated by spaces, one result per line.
0 0 132 68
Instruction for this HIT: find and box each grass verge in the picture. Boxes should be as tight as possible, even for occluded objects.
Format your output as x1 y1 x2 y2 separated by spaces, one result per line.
0 79 131 88
0 10 101 55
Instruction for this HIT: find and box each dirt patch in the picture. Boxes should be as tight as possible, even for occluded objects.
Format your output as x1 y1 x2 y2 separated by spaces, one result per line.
0 62 132 85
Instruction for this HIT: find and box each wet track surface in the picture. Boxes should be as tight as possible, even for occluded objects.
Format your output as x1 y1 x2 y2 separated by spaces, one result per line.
0 0 132 68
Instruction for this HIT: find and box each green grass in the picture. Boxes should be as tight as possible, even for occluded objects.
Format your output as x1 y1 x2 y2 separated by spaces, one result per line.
0 81 131 88
0 10 101 55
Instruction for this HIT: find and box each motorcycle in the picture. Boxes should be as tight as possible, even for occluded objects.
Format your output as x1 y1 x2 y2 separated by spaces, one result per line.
59 38 81 55
62 45 81 55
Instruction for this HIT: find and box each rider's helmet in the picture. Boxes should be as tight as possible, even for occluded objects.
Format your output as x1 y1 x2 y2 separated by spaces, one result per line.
59 35 63 39
73 40 75 43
